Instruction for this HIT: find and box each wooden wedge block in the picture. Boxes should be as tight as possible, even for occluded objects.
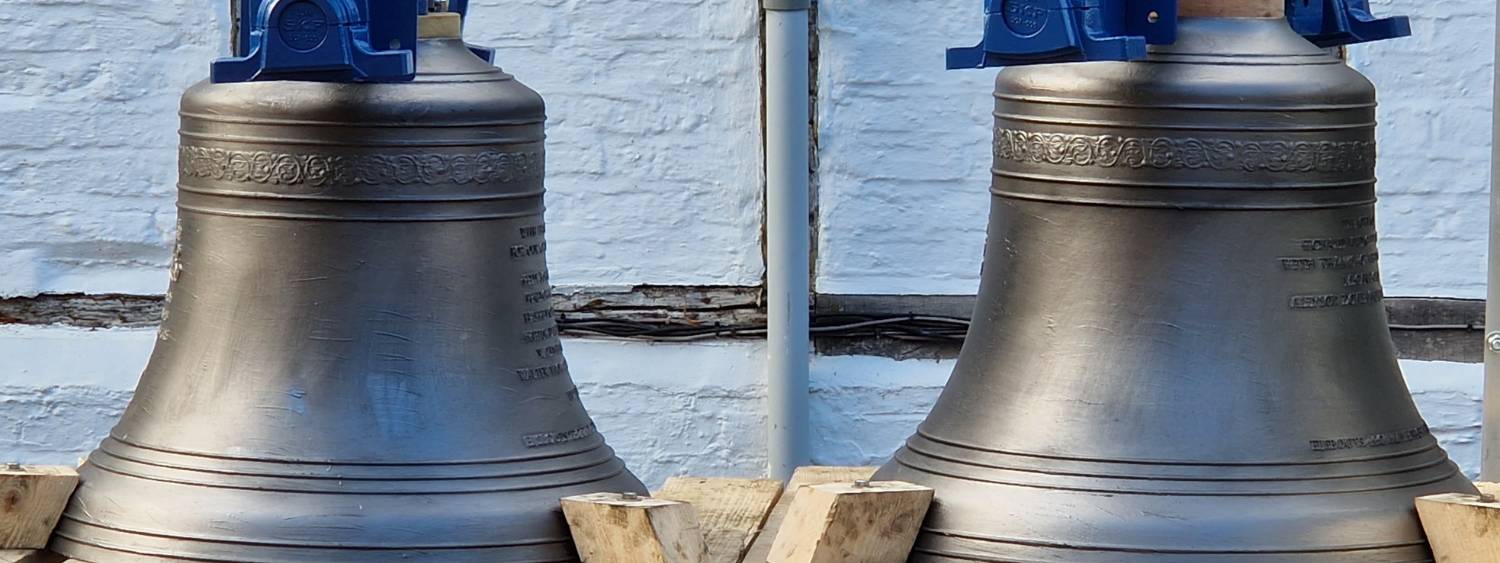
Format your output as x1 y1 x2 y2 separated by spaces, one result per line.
1416 482 1500 562
0 551 61 563
0 466 78 550
742 467 879 563
562 492 709 563
656 477 783 563
1179 0 1283 18
767 481 934 563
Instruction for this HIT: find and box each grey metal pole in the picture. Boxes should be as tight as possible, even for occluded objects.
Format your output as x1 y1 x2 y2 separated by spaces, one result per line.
763 0 813 482
1483 2 1500 481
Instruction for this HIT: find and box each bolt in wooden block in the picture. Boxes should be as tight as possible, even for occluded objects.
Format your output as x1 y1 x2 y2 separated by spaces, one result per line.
767 481 934 563
1416 482 1500 563
0 466 78 550
562 492 709 563
656 477 784 563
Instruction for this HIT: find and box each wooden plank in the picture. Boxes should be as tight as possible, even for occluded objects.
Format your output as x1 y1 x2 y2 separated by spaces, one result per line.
767 481 934 563
741 467 878 563
562 492 709 563
0 466 78 550
1416 482 1500 562
656 478 784 563
1178 0 1283 17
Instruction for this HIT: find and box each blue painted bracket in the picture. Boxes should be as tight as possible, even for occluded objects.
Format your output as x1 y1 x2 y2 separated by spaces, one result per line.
1286 0 1411 48
947 0 1179 69
948 0 1410 69
213 0 493 84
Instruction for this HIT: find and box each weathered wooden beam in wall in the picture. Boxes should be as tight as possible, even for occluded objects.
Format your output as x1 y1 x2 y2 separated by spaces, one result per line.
0 289 1481 363
813 295 1487 363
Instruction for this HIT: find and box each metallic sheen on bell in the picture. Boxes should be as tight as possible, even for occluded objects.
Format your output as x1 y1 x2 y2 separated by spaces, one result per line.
876 16 1476 562
50 18 645 563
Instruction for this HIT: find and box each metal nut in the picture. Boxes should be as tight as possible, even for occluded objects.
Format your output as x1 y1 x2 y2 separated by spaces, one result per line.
853 480 871 489
1486 332 1500 353
621 492 642 501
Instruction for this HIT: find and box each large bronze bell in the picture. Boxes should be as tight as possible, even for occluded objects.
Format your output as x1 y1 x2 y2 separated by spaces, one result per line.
49 15 645 563
876 16 1476 562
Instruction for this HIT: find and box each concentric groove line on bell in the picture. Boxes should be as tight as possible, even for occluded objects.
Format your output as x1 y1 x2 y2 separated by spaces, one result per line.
178 112 543 128
53 521 578 554
92 443 628 484
889 454 1462 497
177 131 545 148
990 168 1376 189
82 460 632 495
992 94 1375 112
993 112 1378 132
916 528 1431 555
98 436 617 470
901 434 1456 478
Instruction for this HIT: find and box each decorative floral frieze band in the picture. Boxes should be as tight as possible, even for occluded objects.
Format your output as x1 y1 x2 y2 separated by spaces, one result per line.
993 128 1376 174
179 145 544 187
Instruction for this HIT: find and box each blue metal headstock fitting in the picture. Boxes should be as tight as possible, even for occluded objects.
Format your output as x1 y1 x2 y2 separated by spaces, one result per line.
1285 0 1411 48
948 0 1410 69
946 0 1180 69
213 0 493 84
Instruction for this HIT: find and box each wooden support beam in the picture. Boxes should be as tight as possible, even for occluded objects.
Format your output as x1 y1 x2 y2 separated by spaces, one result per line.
656 477 784 563
741 467 879 563
562 492 709 563
1416 482 1500 562
0 466 78 550
767 481 934 563
1178 0 1284 18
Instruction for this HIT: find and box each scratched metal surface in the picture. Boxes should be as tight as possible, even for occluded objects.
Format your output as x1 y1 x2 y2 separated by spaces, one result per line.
875 17 1476 563
48 29 645 563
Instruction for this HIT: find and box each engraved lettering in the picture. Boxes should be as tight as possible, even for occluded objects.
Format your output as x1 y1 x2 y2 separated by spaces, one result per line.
509 242 547 259
523 422 597 448
1318 252 1380 270
524 290 550 304
517 362 567 382
522 326 559 343
1300 234 1377 252
522 309 555 324
1341 216 1376 230
535 343 564 359
519 270 550 287
1289 289 1383 309
519 224 546 239
1279 258 1317 271
1310 425 1430 452
1343 271 1380 287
